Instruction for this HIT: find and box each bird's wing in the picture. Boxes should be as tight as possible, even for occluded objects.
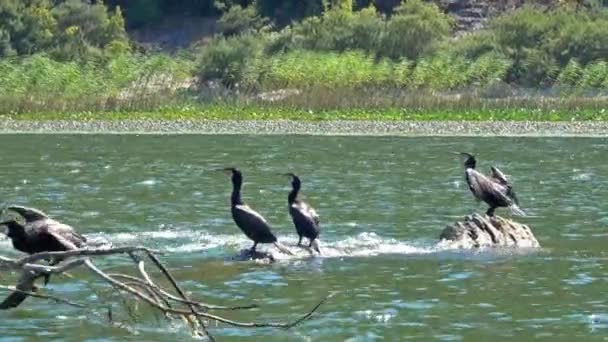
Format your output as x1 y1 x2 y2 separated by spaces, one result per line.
235 204 268 224
233 204 276 242
30 219 85 250
467 169 512 204
0 272 36 310
293 202 320 226
7 206 49 222
44 220 86 249
490 166 520 205
489 166 510 185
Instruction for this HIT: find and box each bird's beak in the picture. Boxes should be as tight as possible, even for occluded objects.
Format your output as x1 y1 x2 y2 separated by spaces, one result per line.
456 152 473 158
277 173 294 177
215 167 233 175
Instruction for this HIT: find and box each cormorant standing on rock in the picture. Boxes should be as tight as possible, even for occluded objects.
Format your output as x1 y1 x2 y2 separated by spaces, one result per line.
223 168 291 255
284 173 320 251
457 153 525 217
0 206 86 309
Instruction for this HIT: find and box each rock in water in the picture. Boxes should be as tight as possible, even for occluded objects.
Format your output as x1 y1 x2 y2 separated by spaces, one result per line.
439 213 539 248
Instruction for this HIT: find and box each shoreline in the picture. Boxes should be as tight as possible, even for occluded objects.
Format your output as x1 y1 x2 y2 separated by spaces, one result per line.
0 120 607 137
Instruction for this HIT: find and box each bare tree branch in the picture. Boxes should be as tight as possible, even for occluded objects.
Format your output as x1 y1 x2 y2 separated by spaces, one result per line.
0 285 87 308
107 273 258 311
0 246 329 339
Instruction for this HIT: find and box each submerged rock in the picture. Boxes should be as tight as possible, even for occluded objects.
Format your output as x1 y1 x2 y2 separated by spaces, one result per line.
439 213 539 248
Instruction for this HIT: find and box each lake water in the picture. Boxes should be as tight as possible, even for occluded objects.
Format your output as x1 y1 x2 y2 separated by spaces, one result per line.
0 134 607 341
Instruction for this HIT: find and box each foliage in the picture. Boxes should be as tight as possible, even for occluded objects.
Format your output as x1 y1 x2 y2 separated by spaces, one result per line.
228 50 511 91
196 34 265 87
275 1 452 60
106 0 217 27
0 0 129 60
217 4 270 37
255 0 324 26
451 5 608 86
0 53 194 112
381 0 453 60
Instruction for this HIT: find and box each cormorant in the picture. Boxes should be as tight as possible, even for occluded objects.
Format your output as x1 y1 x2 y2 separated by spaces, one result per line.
284 173 320 250
223 168 291 254
0 206 86 309
457 153 525 217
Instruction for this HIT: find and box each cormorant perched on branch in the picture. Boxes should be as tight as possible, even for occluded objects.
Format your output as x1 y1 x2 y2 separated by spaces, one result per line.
457 153 525 217
223 168 291 255
0 206 86 309
283 173 320 251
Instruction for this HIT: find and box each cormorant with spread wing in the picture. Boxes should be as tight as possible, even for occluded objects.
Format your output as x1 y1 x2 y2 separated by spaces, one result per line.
284 173 320 250
223 168 291 254
0 206 86 309
457 153 525 217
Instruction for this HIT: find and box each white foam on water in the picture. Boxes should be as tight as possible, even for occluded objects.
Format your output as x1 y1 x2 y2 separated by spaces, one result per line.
136 179 160 186
1 228 537 262
87 229 441 261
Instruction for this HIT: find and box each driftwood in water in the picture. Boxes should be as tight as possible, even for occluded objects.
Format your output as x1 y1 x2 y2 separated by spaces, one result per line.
0 246 329 341
439 213 539 248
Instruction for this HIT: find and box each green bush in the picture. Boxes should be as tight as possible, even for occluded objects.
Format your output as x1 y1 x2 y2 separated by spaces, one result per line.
452 5 608 86
578 60 608 89
381 0 453 60
0 0 129 60
555 59 583 87
276 1 452 60
217 5 270 37
196 34 265 87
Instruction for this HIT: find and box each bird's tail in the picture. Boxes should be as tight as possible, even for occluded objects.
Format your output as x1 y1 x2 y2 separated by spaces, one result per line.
273 242 294 255
311 240 322 255
509 204 526 216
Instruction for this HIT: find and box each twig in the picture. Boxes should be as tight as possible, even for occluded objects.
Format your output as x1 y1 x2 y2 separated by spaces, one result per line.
85 258 330 329
107 273 258 311
0 246 329 337
0 285 86 308
17 246 160 266
143 251 214 340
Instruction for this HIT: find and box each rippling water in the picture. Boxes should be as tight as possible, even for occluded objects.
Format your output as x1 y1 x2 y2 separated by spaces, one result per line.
1 135 607 341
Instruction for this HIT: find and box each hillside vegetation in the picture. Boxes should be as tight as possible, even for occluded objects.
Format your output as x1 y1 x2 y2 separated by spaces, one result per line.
0 0 607 117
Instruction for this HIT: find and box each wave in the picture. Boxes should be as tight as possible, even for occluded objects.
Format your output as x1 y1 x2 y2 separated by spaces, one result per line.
0 229 539 262
82 230 439 261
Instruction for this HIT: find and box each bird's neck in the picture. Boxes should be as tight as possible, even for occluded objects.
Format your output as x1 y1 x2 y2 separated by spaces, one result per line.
465 158 476 169
288 183 300 204
231 179 243 206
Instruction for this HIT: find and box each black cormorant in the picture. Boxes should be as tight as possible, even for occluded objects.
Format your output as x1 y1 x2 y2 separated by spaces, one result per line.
284 173 320 250
223 168 291 254
0 206 86 309
457 153 525 217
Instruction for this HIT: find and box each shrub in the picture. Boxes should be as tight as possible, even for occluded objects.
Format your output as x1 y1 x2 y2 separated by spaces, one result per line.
0 0 129 60
452 5 608 85
410 54 470 89
380 0 453 60
217 5 270 37
196 34 265 88
578 60 608 89
277 0 452 60
555 59 584 87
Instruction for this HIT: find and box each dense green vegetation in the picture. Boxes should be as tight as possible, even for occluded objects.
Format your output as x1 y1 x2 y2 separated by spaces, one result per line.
0 0 607 119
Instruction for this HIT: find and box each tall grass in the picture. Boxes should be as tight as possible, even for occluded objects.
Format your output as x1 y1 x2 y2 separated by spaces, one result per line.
0 54 195 114
246 50 605 92
0 51 606 119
